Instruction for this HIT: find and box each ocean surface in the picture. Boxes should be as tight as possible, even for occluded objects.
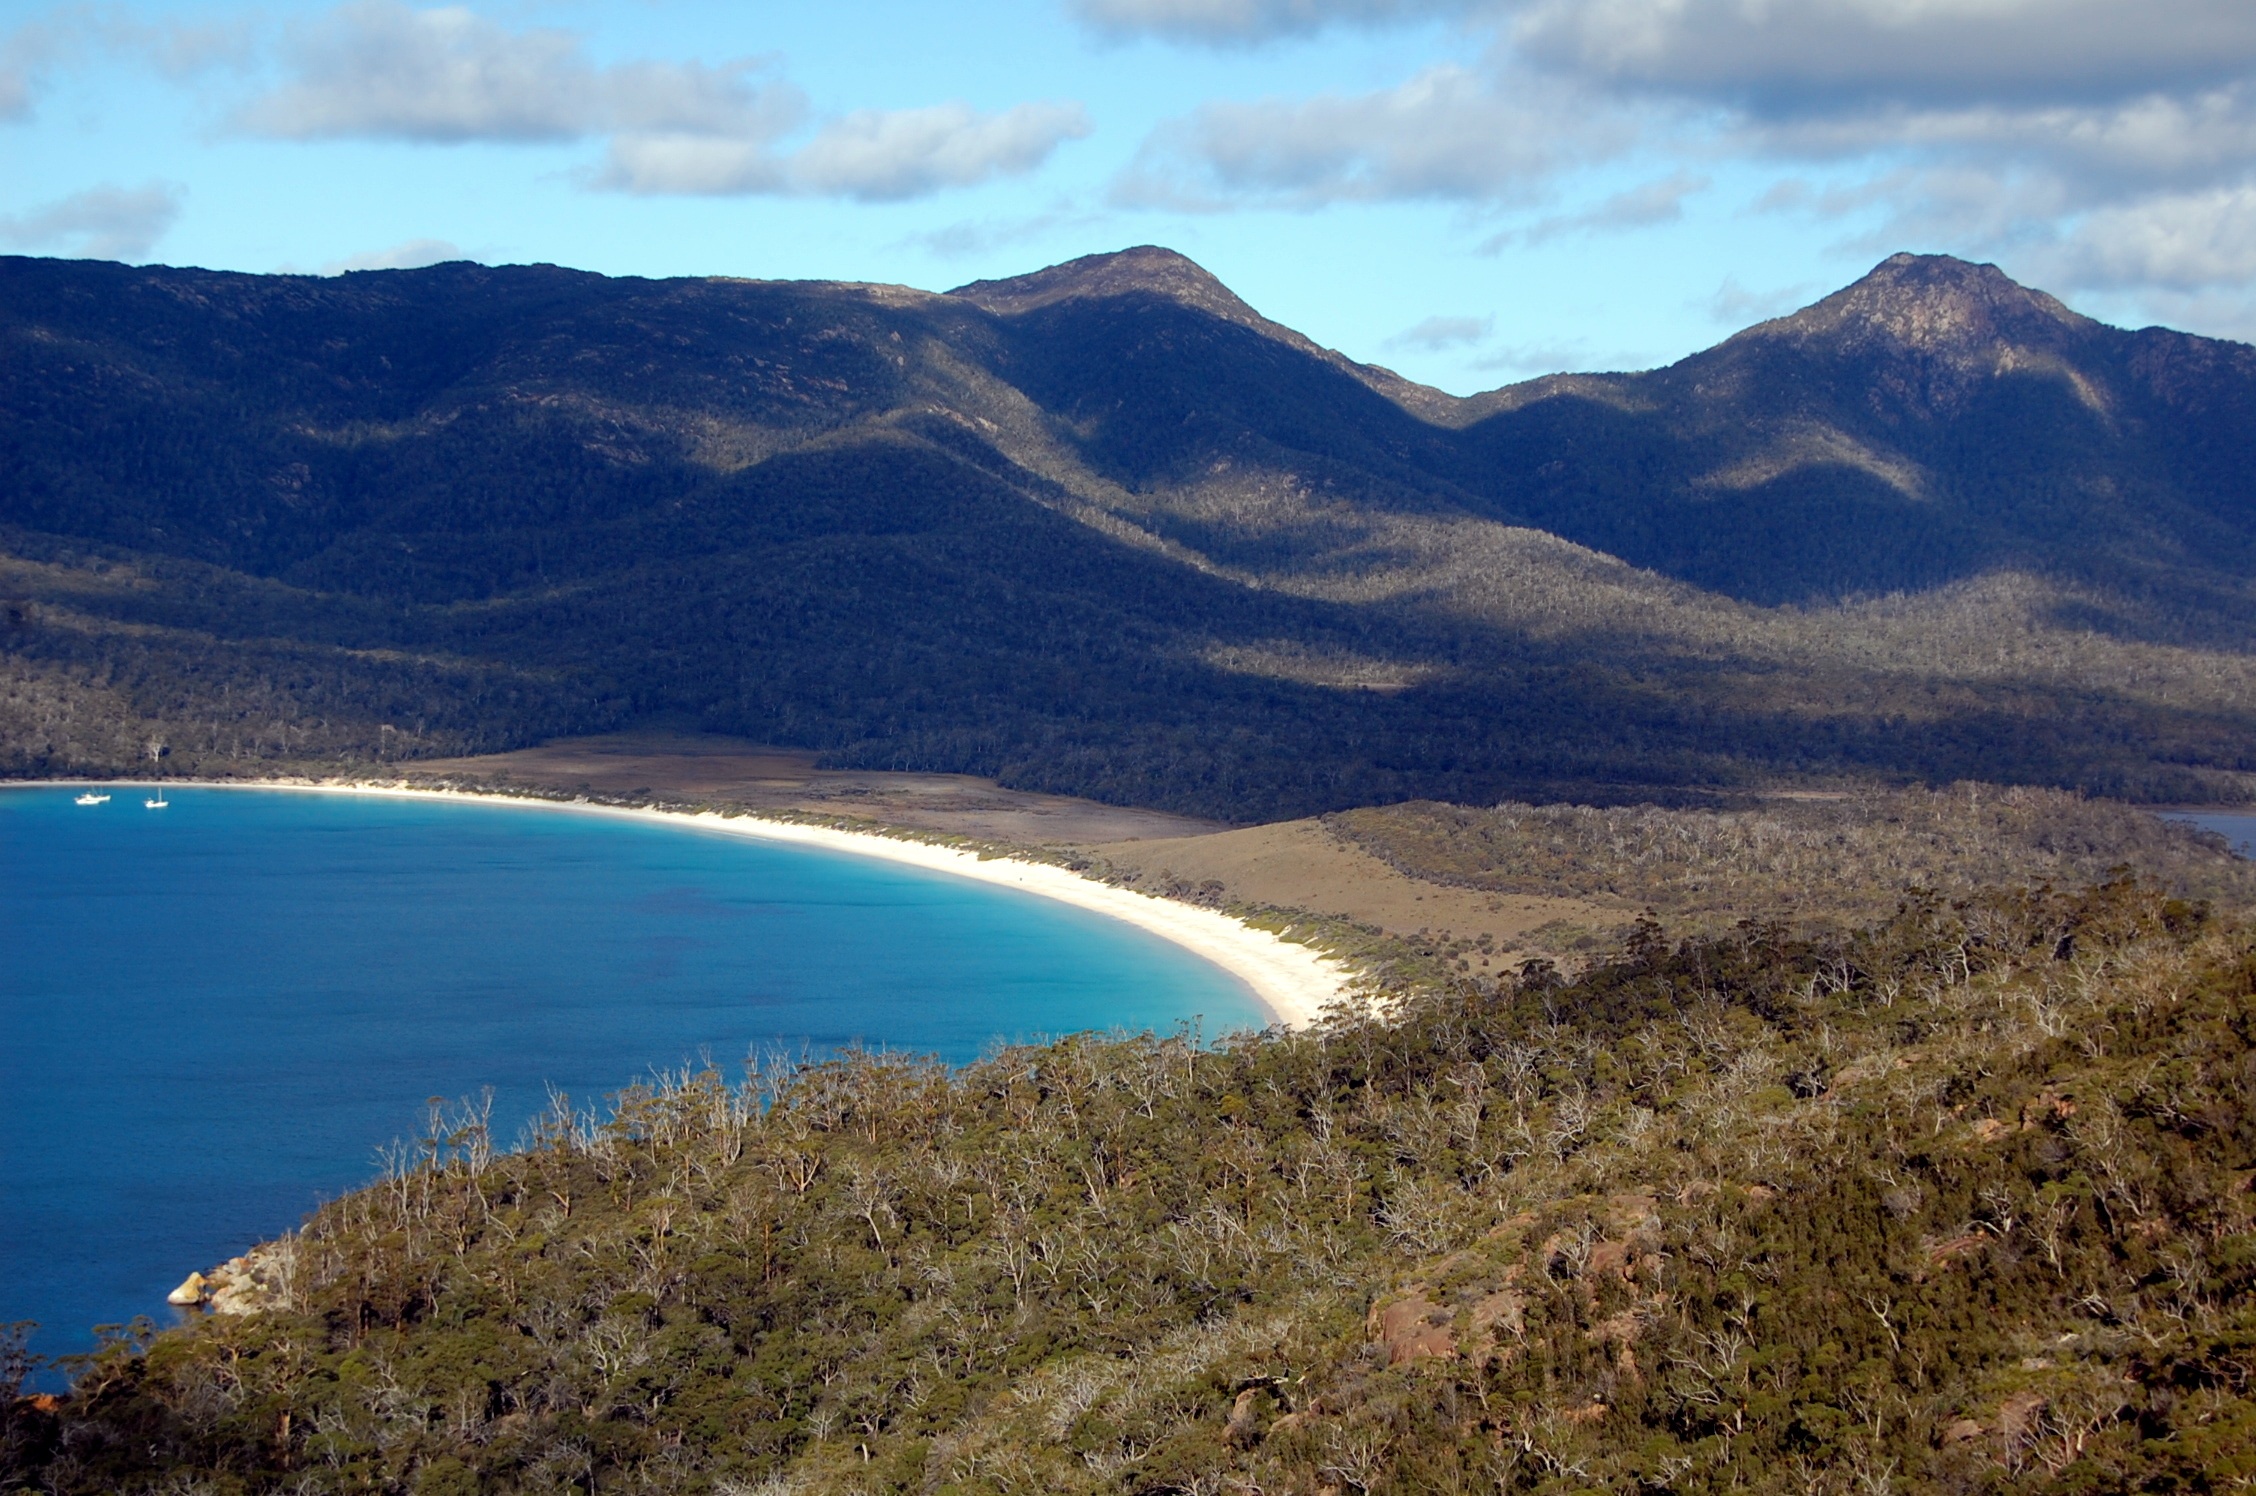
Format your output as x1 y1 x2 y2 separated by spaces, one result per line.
0 785 1264 1370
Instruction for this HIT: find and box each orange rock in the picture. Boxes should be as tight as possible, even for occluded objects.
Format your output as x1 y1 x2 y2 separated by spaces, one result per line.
1928 1232 1987 1265
1370 1293 1455 1365
1469 1289 1524 1339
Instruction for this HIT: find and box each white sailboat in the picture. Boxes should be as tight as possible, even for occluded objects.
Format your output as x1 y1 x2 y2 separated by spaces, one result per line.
75 791 111 805
143 740 168 809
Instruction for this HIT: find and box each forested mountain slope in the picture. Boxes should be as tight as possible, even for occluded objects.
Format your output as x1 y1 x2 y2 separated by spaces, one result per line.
1457 254 2256 611
3 249 2253 815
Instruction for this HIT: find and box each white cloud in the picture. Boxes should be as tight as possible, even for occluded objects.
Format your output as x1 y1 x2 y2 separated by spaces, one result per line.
0 181 183 261
902 208 1107 259
1498 1 2256 308
0 10 80 123
2042 185 2256 291
1072 0 1473 43
244 2 580 141
1510 0 2256 111
0 8 252 124
1386 313 1495 350
232 3 1085 203
1104 0 2256 322
1738 87 2256 202
1113 64 1624 208
1490 169 1708 247
1470 335 1650 375
235 1 786 143
1748 119 2256 296
322 237 464 273
1705 274 1819 325
600 102 1091 199
597 135 790 195
791 102 1093 201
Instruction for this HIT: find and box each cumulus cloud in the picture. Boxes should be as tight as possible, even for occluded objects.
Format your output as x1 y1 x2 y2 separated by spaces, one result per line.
322 237 464 273
1072 0 1473 43
0 181 183 261
792 102 1093 201
1105 0 2256 319
232 2 1085 201
1114 64 1622 207
2040 185 2256 291
606 100 1093 200
235 2 790 143
1509 0 2256 112
1499 0 2256 304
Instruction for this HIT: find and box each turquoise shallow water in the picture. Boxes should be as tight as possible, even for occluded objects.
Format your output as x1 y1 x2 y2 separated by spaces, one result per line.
0 785 1263 1368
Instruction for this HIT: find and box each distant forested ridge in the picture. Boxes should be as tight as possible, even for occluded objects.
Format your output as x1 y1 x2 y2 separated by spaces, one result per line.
4 248 2254 816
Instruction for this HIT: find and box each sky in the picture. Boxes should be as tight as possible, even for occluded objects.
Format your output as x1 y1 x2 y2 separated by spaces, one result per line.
5 0 2256 394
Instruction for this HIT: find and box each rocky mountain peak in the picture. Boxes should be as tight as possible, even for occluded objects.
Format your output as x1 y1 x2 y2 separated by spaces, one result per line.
949 246 1467 421
947 246 1255 322
1741 253 2097 364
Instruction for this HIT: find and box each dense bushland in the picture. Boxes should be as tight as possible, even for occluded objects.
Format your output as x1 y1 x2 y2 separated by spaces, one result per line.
9 876 2255 1493
1330 786 2256 931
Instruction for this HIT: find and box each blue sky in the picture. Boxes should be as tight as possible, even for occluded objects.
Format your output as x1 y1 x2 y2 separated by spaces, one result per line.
7 0 2256 392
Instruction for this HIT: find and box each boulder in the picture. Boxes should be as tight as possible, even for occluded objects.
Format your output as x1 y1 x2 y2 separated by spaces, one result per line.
164 1272 206 1306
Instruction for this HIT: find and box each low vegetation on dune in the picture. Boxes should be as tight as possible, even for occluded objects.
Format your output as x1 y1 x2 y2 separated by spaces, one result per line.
9 875 2256 1494
1329 787 2256 936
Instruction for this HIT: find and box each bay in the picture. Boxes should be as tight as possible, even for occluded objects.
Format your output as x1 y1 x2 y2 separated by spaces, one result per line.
2172 811 2256 858
0 785 1262 1369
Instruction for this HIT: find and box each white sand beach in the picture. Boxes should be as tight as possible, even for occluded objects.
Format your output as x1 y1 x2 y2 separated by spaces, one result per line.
67 781 1352 1028
660 807 1351 1028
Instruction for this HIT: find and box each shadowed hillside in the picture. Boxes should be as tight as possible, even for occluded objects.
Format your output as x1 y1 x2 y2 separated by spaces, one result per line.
4 249 2253 815
1457 254 2256 610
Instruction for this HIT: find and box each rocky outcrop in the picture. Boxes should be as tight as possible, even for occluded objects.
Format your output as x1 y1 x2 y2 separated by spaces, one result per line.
167 1240 296 1315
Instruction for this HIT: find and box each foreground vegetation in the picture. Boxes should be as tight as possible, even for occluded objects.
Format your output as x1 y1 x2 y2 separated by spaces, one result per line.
8 874 2255 1493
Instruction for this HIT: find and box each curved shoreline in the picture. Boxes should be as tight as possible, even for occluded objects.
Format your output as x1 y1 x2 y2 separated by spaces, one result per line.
14 778 1351 1029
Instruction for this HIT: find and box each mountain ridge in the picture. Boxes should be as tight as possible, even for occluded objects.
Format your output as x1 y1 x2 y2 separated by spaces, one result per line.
950 243 1468 421
2 246 2252 815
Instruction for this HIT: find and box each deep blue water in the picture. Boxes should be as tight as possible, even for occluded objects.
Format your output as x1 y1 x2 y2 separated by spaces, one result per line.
2173 812 2256 858
0 785 1262 1370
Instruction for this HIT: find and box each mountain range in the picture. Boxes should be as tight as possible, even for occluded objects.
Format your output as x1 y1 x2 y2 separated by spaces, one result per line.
2 246 2251 817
